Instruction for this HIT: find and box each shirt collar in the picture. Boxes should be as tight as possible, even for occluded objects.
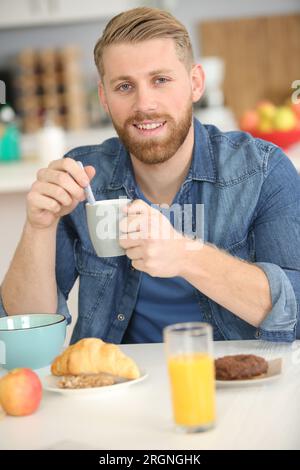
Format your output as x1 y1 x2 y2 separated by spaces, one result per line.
108 116 217 192
191 117 217 183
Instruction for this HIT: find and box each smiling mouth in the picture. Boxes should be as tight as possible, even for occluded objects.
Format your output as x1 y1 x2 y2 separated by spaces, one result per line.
133 121 166 133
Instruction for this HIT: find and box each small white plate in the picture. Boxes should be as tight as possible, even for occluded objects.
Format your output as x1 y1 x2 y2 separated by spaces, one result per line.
42 370 148 395
216 358 282 388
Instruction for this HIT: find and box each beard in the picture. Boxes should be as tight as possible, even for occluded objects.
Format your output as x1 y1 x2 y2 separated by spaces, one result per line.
110 102 193 165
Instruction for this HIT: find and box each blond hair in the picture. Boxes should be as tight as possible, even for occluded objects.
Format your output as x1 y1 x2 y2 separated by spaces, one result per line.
94 7 194 78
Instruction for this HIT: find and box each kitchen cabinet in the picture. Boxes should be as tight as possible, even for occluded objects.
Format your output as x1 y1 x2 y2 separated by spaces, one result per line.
199 14 300 118
0 0 144 29
0 1 49 29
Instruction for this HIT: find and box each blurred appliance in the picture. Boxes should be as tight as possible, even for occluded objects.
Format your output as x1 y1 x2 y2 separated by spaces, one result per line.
0 104 21 162
194 56 237 131
0 69 16 109
37 111 66 165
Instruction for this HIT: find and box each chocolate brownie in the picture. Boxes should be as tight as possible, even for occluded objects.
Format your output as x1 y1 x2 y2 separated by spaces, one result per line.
215 354 268 380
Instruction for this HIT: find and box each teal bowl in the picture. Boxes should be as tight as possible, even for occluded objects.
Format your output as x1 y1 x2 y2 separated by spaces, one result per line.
0 314 66 370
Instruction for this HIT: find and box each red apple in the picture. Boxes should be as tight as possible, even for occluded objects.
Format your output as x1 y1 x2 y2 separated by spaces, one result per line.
295 120 300 130
239 110 259 132
291 102 300 120
0 368 42 416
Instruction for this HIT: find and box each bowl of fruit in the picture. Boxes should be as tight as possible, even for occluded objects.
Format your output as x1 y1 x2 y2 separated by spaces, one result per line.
239 100 300 149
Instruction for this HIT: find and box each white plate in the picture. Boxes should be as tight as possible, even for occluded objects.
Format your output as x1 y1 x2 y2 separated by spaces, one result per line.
216 358 282 388
42 370 148 395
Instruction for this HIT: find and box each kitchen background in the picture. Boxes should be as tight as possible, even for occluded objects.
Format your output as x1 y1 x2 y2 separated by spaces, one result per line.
1 0 300 343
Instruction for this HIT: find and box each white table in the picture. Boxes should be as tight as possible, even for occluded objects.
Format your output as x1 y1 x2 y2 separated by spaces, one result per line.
1 340 300 450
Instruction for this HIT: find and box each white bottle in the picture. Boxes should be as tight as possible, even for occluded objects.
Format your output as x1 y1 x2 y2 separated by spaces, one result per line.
37 113 66 165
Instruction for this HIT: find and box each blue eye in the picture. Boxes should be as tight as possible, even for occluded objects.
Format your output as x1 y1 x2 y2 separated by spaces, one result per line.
155 77 169 84
117 83 132 92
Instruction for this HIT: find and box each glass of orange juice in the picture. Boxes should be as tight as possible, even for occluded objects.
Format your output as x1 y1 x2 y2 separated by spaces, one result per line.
164 322 216 433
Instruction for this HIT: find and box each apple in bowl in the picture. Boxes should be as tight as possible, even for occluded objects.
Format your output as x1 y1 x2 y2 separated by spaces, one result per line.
239 100 300 149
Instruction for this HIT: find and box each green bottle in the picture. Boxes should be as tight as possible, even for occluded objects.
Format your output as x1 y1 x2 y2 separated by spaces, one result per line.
0 105 21 162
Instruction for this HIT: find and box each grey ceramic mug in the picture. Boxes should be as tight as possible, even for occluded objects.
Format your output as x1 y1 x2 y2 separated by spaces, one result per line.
86 198 131 257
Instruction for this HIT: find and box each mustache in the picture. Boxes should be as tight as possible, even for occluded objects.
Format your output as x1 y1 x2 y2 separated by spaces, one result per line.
125 113 173 125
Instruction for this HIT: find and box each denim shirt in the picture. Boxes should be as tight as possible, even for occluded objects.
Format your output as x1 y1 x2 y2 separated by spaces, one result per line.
1 118 300 343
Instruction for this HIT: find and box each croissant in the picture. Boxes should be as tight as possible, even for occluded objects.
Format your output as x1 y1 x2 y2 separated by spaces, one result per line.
51 338 140 380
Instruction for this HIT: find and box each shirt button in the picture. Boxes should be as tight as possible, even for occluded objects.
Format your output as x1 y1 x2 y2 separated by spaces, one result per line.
255 329 261 339
117 313 125 321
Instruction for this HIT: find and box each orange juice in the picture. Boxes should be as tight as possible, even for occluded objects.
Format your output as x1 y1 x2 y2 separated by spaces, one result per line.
168 352 215 427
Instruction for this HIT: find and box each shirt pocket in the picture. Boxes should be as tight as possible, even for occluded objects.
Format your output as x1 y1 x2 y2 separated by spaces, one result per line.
75 241 119 276
74 241 118 321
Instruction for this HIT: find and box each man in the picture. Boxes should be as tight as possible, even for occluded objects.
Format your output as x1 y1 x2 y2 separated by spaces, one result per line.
1 7 300 344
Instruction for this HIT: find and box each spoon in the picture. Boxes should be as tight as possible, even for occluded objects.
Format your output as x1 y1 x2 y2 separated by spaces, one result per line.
77 161 96 205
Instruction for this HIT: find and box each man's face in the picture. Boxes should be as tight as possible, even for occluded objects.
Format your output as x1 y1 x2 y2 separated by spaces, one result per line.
99 38 204 164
